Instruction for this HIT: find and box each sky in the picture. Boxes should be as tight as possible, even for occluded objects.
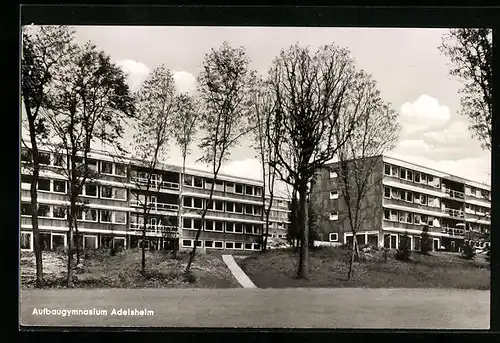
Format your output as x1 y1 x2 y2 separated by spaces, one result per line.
62 26 491 193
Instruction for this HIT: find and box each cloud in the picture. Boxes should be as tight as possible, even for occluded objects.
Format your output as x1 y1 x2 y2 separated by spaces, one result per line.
220 158 263 180
399 94 451 135
116 59 150 92
173 70 197 94
422 120 470 147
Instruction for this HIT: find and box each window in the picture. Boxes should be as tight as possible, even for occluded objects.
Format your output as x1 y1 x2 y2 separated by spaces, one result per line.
245 185 253 195
113 188 127 200
245 224 253 234
245 204 253 215
101 185 113 199
53 154 65 167
38 204 50 217
214 200 223 211
194 219 202 230
195 240 203 247
183 218 192 229
193 177 203 188
400 168 406 179
235 203 243 213
183 197 192 207
21 203 32 216
83 235 98 249
330 190 339 200
384 187 391 198
53 206 66 219
404 191 413 203
84 208 98 222
414 172 421 183
39 152 50 165
38 178 50 191
330 170 339 178
87 159 98 172
399 212 405 223
329 212 338 221
389 210 398 221
253 243 261 250
391 165 399 177
226 182 235 192
254 207 262 216
245 243 253 250
100 210 112 223
226 242 234 249
329 233 338 242
384 164 391 175
465 186 472 196
53 180 66 193
84 184 97 197
226 222 234 233
205 241 213 248
428 196 439 208
405 212 413 224
234 242 243 250
384 209 391 220
182 239 193 248
235 184 243 194
255 187 262 196
114 212 127 224
428 175 440 188
21 232 32 250
420 173 427 184
205 220 214 231
226 202 234 212
193 198 203 209
214 180 224 191
407 170 413 181
21 149 32 163
234 223 243 233
101 161 113 174
205 178 213 190
184 175 193 186
214 241 223 249
391 188 400 200
215 221 223 232
115 164 127 176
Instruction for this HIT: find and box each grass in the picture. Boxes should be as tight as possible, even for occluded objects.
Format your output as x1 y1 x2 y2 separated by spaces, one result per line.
238 246 490 289
20 249 241 289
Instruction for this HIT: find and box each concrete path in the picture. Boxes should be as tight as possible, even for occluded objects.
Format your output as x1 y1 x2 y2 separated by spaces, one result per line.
222 254 257 288
20 288 489 328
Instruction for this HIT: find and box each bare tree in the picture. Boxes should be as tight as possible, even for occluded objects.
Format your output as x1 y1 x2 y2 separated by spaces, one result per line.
334 71 400 280
439 29 492 150
172 93 199 258
267 43 366 279
250 78 280 250
21 25 76 288
131 65 178 275
184 42 256 277
43 42 135 287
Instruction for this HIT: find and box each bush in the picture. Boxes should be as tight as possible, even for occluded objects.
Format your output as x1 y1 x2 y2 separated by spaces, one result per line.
420 226 432 255
395 232 411 262
461 242 476 260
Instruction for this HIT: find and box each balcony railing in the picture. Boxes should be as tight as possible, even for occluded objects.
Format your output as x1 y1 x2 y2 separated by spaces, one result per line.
442 208 465 218
440 226 465 237
443 188 464 200
130 199 179 211
131 176 179 190
129 222 178 234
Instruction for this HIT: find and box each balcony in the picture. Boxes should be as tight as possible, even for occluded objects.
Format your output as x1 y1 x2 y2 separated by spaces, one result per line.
130 199 179 212
131 177 179 191
440 226 465 237
129 222 178 235
442 208 465 219
443 188 464 200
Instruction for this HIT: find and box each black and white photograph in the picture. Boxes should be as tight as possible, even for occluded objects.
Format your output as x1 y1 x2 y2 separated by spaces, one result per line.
19 22 491 329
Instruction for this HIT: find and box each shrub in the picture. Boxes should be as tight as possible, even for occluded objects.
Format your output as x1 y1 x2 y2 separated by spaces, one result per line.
395 232 411 262
461 242 476 260
420 226 432 255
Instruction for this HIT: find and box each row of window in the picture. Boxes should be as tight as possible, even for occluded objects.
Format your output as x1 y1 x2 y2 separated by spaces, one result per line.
21 176 128 201
21 149 127 177
384 209 442 227
182 218 261 235
465 185 490 200
384 186 440 208
384 164 441 188
181 239 261 251
183 197 263 216
21 203 127 224
183 175 263 197
465 203 491 217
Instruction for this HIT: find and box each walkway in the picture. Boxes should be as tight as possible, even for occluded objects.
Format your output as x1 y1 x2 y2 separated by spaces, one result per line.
222 254 257 288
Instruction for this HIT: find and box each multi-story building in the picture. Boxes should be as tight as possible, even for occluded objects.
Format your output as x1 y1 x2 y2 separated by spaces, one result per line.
311 155 491 252
265 196 291 239
20 146 290 253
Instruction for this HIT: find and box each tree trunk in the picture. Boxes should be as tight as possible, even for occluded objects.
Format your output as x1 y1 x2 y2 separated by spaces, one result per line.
141 201 147 275
347 235 357 280
75 218 80 265
66 210 74 288
296 182 309 279
174 157 186 259
30 159 43 288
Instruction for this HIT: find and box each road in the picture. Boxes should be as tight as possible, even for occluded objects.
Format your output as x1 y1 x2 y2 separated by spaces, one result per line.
20 288 489 329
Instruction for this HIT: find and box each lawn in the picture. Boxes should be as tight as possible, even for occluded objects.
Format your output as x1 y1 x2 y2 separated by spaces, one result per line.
238 246 490 289
20 249 240 289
